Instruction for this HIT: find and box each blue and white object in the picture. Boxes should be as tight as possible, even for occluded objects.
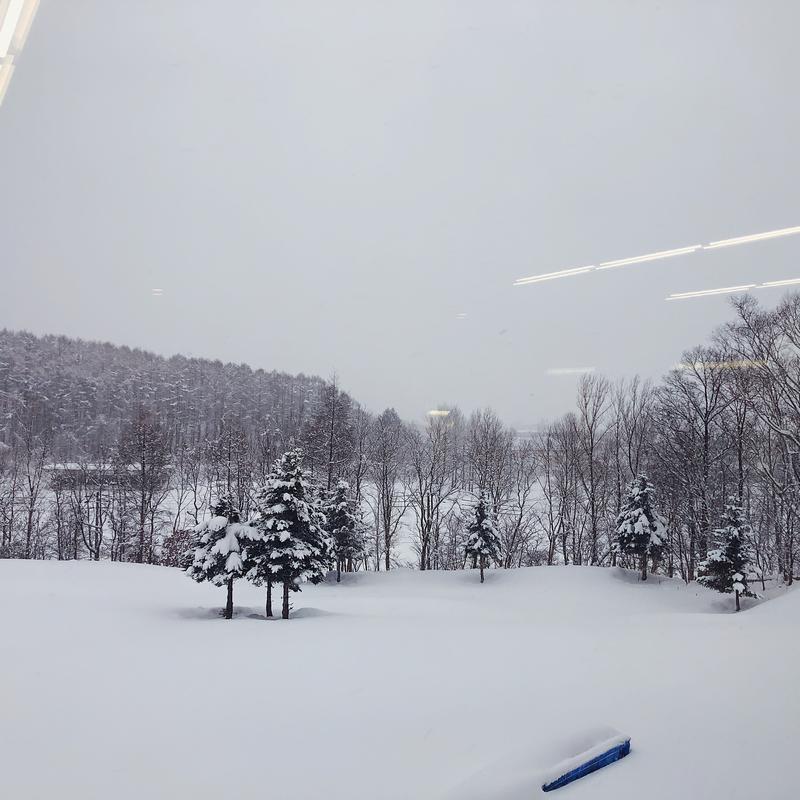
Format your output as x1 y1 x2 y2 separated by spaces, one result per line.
540 728 631 792
442 725 631 799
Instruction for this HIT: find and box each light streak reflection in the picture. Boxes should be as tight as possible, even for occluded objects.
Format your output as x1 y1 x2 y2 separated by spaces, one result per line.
513 225 800 289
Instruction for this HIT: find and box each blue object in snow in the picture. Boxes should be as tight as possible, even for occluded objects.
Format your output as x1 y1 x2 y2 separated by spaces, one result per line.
542 738 631 792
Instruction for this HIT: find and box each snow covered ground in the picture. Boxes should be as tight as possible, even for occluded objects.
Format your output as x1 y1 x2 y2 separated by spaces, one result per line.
1 562 797 799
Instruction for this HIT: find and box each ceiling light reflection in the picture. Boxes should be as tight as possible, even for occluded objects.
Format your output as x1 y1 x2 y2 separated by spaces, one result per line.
704 225 800 250
666 277 800 301
513 225 800 289
666 284 757 301
758 278 800 289
596 245 701 271
0 0 39 109
513 266 594 286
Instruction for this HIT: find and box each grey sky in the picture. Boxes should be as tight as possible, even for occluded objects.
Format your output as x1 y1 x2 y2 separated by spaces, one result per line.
1 0 798 426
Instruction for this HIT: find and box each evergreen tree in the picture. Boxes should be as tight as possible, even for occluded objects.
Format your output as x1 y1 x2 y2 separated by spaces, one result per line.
184 493 257 619
324 479 367 582
616 475 666 581
698 499 755 611
464 491 501 583
248 449 329 619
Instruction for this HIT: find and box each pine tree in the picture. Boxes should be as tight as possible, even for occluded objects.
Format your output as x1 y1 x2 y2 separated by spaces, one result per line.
698 499 755 611
324 479 367 582
464 491 501 583
184 493 258 619
616 475 666 581
248 449 329 619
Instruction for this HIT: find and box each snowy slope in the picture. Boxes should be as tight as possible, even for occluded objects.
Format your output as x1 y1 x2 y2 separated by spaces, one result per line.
0 562 797 799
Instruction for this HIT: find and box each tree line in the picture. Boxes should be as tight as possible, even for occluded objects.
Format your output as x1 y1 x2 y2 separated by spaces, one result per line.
0 293 798 598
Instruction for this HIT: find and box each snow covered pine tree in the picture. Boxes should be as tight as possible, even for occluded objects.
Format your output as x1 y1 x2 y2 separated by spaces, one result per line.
464 491 501 583
324 479 366 582
698 499 756 611
184 494 257 619
616 475 666 582
248 449 329 619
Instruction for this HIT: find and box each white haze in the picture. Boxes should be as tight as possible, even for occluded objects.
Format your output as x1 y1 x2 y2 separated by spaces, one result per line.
0 0 799 424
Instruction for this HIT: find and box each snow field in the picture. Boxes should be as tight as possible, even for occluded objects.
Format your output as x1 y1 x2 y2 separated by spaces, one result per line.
0 562 797 799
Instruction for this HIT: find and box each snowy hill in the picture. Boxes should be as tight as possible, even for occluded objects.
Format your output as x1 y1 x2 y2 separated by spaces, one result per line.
1 562 797 799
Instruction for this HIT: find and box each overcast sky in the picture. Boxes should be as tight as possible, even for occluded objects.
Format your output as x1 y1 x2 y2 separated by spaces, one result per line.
1 0 799 425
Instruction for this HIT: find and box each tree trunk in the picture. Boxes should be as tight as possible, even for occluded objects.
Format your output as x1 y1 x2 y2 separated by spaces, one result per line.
336 560 341 583
735 589 740 612
480 555 485 584
640 554 648 582
138 472 147 563
266 578 273 618
224 577 234 619
282 580 290 619
25 509 34 559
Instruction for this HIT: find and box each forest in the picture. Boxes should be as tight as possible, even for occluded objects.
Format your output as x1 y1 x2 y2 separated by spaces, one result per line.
0 291 798 589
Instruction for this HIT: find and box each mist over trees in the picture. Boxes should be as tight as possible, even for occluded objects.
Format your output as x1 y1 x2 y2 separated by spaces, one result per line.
1 292 799 589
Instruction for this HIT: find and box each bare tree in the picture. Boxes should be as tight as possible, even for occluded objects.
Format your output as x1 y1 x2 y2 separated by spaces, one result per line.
17 420 50 559
302 375 354 491
575 374 611 565
499 436 539 567
466 409 513 509
115 411 171 563
408 411 461 570
369 409 410 570
655 348 732 579
348 405 373 504
206 418 254 517
534 425 563 566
